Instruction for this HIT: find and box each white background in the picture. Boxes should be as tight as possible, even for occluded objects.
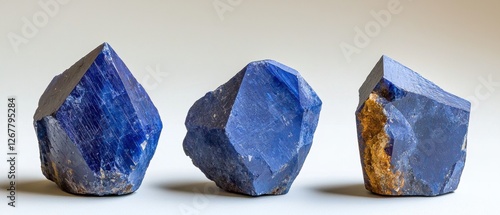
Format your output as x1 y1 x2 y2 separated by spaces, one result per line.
1 0 499 214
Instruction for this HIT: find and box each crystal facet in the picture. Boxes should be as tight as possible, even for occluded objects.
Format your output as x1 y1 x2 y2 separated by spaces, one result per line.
183 60 322 196
34 43 162 196
356 55 471 196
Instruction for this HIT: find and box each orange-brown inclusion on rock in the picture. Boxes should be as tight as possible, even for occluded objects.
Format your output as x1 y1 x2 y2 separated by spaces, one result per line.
359 93 404 195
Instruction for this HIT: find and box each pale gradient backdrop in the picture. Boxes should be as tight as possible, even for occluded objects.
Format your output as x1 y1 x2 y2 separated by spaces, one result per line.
0 0 499 214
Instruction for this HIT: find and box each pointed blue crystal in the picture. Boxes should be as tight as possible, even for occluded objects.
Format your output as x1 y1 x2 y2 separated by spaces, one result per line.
34 43 162 196
183 60 322 196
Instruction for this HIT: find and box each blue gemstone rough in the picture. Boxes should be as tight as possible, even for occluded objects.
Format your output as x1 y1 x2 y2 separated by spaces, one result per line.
34 43 162 196
183 60 322 196
356 55 471 196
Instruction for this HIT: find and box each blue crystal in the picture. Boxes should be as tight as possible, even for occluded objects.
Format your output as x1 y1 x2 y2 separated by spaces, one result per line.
356 55 471 196
183 60 322 196
34 43 162 196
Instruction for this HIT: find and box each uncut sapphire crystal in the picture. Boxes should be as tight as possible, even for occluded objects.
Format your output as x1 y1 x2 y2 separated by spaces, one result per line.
356 55 471 196
33 43 162 196
183 60 322 196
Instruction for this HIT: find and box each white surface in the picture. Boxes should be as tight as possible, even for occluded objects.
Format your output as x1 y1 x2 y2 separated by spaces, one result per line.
1 0 499 214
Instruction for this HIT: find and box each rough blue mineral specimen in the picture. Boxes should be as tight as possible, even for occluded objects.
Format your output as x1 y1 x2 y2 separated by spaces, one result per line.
356 55 471 196
34 43 162 196
183 60 322 196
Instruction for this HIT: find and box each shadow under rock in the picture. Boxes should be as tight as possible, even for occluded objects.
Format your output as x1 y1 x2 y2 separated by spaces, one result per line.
3 179 136 198
162 181 254 198
315 183 454 198
2 179 73 197
315 183 381 198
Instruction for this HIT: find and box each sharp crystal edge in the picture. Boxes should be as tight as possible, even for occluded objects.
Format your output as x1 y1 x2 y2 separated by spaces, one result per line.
183 60 322 196
33 42 163 196
356 55 471 196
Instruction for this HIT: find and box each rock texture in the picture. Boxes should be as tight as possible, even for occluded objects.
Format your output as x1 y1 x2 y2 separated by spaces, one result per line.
356 55 471 196
183 60 322 196
34 42 162 196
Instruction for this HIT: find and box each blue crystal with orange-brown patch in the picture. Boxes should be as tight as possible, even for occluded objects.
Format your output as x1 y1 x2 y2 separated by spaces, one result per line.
356 56 471 196
34 43 162 196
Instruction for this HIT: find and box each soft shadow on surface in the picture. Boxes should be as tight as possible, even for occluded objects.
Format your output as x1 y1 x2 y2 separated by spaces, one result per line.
162 181 253 198
315 183 381 198
3 179 135 198
2 179 73 197
315 183 453 198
